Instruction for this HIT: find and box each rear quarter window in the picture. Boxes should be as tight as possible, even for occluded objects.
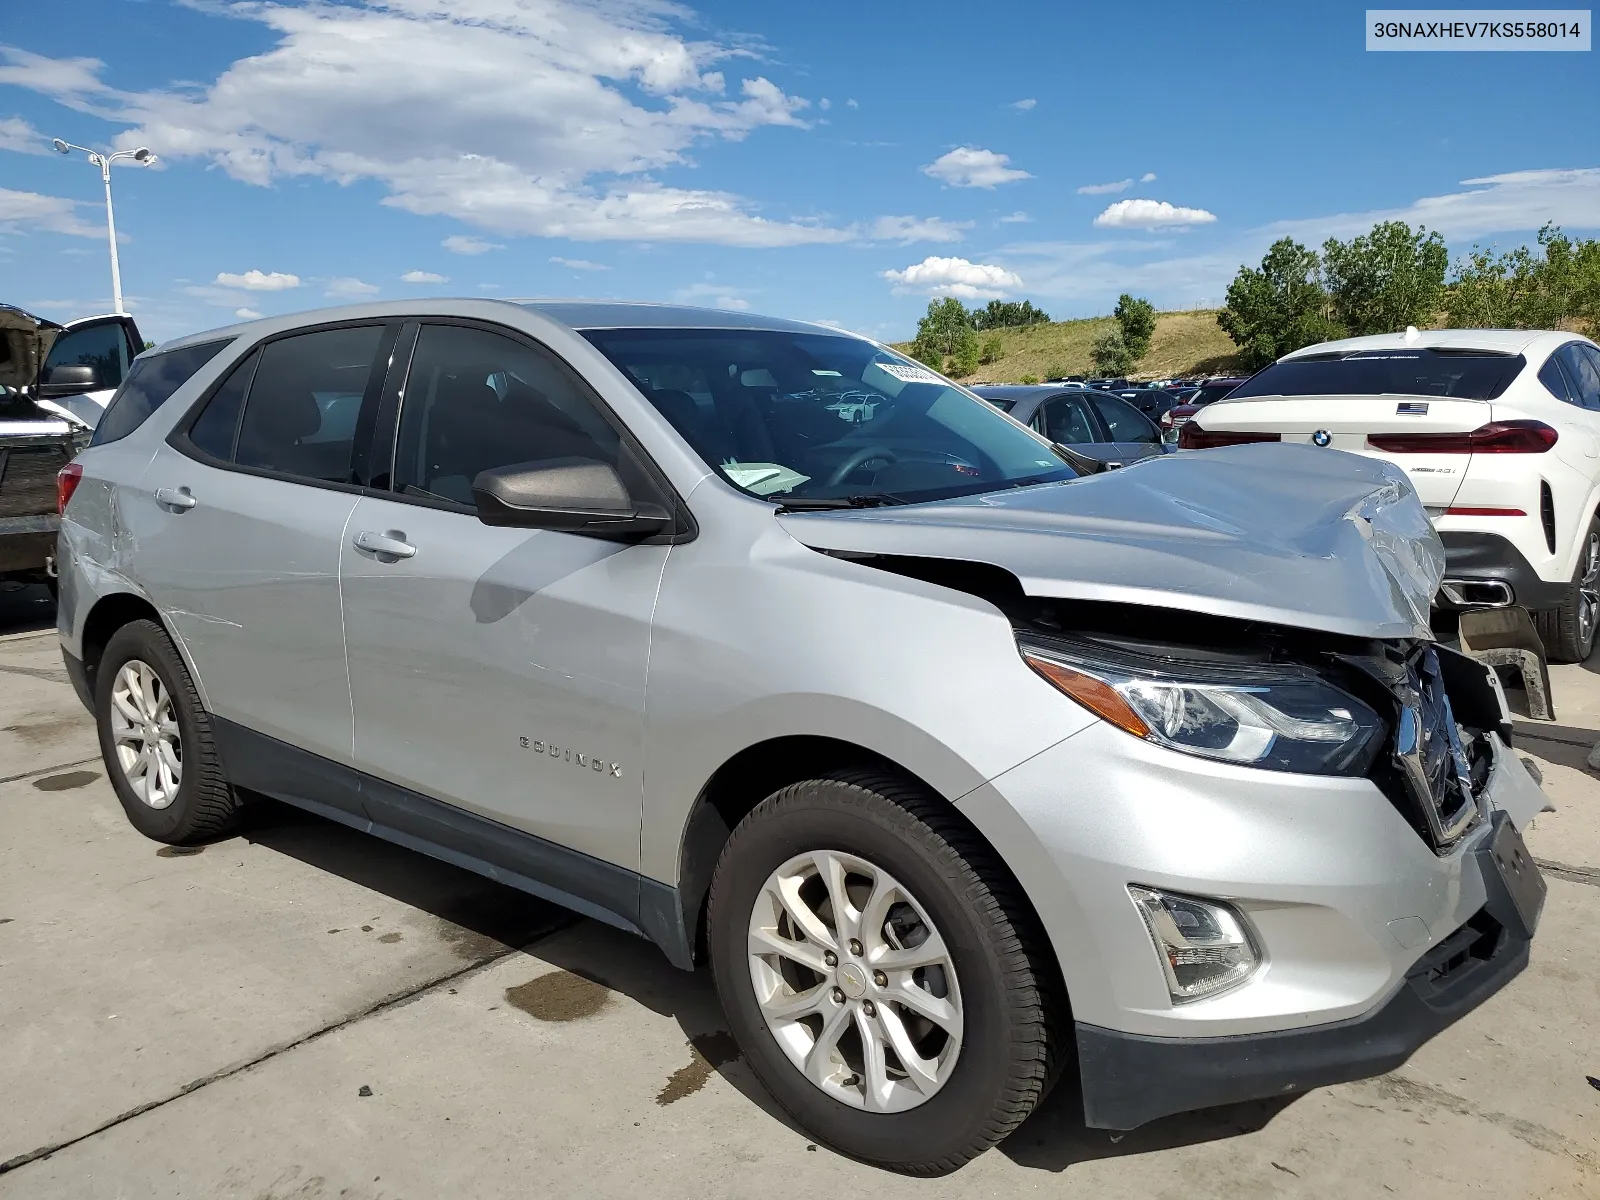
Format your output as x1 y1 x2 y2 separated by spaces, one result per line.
90 339 232 447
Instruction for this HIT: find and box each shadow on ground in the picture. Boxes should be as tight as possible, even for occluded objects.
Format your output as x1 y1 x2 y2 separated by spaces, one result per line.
236 798 1297 1175
0 584 54 639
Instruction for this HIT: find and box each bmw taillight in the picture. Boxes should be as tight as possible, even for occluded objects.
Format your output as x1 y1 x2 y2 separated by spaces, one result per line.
1177 421 1282 450
1367 420 1558 454
57 462 83 514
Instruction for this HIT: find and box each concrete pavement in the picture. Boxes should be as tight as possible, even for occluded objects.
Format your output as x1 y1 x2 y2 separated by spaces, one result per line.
1 604 1596 1198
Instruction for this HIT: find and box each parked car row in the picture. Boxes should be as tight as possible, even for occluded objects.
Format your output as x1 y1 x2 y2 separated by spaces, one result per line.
52 298 1547 1173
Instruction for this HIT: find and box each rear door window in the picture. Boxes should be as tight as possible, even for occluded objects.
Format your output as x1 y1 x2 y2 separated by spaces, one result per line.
1555 344 1600 411
90 339 231 446
1037 395 1098 444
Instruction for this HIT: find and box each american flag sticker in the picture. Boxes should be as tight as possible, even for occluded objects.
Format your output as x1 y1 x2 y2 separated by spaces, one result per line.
1396 402 1430 415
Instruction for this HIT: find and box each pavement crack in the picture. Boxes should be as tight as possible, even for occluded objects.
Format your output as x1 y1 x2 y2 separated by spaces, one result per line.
1536 858 1600 888
0 756 101 787
0 924 569 1178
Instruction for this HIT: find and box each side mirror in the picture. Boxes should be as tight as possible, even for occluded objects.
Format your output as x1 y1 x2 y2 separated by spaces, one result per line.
41 364 100 398
471 458 671 538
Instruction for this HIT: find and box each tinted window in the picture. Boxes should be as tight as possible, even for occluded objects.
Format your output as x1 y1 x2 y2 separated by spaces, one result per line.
1091 393 1160 443
984 396 1017 412
1228 351 1524 401
185 349 259 461
394 324 623 507
1555 344 1600 410
90 339 230 446
1539 354 1579 404
1191 381 1241 406
584 328 1072 502
1038 396 1098 444
233 326 383 482
42 320 135 392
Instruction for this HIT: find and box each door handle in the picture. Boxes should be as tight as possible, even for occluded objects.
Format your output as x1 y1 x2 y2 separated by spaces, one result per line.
154 486 197 511
353 530 416 560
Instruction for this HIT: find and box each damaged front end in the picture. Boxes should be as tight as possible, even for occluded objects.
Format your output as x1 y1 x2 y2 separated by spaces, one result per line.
1007 599 1515 852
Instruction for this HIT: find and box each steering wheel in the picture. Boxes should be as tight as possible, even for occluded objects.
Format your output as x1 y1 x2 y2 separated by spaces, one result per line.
826 445 900 487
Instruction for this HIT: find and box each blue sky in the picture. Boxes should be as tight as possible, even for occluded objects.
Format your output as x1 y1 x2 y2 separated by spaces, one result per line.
2 0 1597 343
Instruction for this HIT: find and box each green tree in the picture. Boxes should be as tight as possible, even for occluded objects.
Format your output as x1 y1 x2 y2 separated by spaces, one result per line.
1321 221 1448 336
1090 327 1133 376
910 297 974 369
978 333 1004 365
971 299 1051 330
1019 374 1040 385
1445 225 1600 336
1217 238 1345 370
1113 294 1157 361
948 334 981 377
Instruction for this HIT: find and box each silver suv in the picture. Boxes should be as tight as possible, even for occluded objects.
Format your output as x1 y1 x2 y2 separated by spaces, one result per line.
57 300 1549 1173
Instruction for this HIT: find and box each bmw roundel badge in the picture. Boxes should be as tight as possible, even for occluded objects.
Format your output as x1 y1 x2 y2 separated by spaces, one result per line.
1312 429 1332 447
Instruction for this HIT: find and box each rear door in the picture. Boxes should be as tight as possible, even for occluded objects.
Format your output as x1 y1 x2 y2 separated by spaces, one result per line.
127 321 395 768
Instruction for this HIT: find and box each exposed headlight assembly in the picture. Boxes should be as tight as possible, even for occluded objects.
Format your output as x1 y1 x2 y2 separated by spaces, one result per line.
1020 637 1385 775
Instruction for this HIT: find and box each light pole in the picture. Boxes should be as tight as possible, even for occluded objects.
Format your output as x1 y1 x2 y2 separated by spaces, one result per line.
51 139 157 315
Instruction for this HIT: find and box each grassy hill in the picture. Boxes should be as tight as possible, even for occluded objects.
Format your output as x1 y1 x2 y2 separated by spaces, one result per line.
894 309 1246 384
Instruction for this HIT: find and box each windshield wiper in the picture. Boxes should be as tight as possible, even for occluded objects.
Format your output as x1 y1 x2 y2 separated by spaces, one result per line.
775 492 908 512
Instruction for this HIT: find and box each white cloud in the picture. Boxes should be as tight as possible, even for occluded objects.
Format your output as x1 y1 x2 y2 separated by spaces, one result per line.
214 269 300 291
673 281 754 310
881 255 1023 300
1094 199 1218 229
868 215 971 244
846 98 859 108
0 187 100 236
443 235 503 256
551 256 610 270
1010 98 1037 111
327 277 380 298
999 211 1032 224
0 5 847 248
922 147 1031 189
234 307 263 319
1266 167 1600 242
0 116 46 155
1140 172 1157 182
1077 178 1132 195
819 98 831 111
401 269 448 283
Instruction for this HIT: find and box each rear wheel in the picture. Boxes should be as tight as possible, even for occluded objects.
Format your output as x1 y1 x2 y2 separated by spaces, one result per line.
706 772 1058 1175
1533 517 1600 663
95 619 240 843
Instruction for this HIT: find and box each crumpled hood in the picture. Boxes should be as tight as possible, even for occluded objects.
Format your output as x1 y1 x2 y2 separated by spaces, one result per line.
0 305 61 392
778 442 1445 640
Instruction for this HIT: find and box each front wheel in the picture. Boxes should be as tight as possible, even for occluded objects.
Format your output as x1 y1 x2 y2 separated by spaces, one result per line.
706 772 1059 1175
1533 517 1600 663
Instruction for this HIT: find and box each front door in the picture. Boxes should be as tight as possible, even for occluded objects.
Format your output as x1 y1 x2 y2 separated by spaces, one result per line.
128 322 394 765
340 321 668 873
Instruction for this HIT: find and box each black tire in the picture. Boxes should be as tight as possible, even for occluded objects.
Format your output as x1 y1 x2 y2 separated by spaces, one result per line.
1533 517 1600 663
706 771 1059 1175
95 618 240 843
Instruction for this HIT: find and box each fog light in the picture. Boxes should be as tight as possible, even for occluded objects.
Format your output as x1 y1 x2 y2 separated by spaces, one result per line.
1128 886 1259 1003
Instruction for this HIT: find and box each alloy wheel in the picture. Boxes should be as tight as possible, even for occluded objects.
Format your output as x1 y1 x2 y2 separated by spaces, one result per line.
108 659 183 809
747 850 963 1113
1580 531 1600 654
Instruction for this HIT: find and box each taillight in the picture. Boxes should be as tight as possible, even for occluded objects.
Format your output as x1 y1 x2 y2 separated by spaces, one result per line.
57 463 83 514
1367 420 1558 454
1177 421 1282 450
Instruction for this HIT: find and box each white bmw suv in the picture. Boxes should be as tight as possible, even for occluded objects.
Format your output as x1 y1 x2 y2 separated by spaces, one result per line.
1180 329 1600 661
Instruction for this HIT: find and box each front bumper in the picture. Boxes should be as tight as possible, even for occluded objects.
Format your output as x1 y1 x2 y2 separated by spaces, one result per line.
1075 811 1537 1128
957 711 1548 1127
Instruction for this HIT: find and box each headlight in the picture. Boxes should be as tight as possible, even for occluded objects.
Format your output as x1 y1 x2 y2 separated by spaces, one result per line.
1020 637 1385 775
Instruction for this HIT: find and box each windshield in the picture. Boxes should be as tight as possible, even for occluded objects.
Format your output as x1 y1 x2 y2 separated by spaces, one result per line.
583 328 1075 503
1227 350 1525 401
